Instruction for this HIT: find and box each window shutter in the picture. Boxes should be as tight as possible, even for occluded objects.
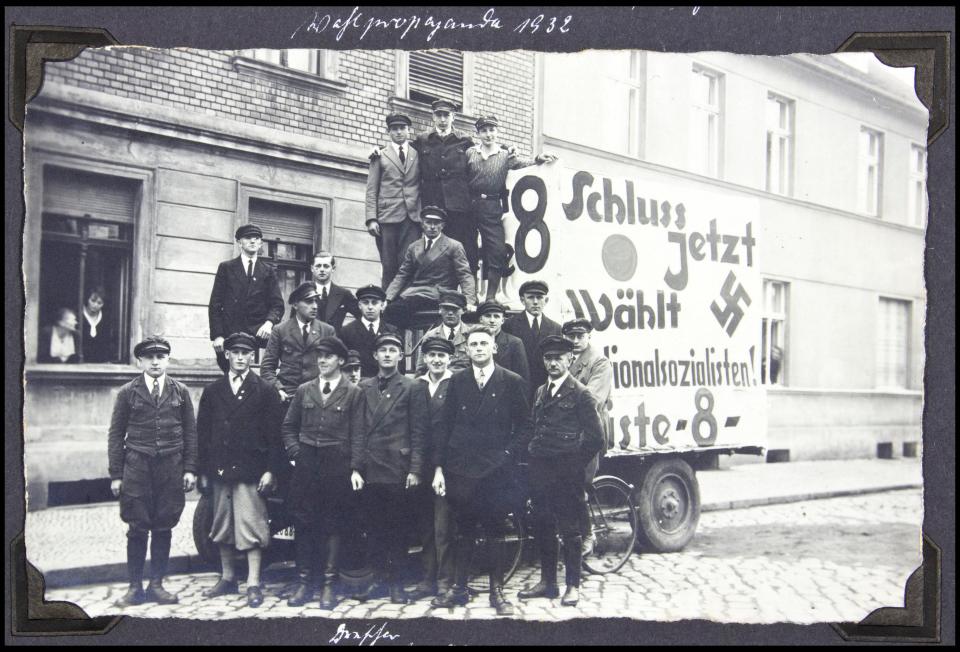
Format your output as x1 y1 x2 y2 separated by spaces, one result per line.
43 166 139 223
409 50 463 105
248 198 317 245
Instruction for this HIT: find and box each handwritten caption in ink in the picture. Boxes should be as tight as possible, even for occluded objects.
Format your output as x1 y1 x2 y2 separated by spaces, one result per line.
329 623 399 646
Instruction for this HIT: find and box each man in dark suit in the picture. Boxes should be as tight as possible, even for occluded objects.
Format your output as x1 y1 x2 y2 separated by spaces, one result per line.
311 252 360 336
208 224 285 372
196 333 284 608
260 282 336 403
340 285 401 379
281 336 367 610
502 279 562 400
383 206 478 329
476 300 530 383
366 112 421 289
354 332 429 604
430 326 531 616
518 336 604 608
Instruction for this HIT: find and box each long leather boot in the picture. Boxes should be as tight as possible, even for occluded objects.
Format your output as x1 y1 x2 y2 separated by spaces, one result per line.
288 524 315 606
319 535 340 610
561 536 583 606
145 530 178 604
115 529 148 607
518 534 560 600
488 539 514 616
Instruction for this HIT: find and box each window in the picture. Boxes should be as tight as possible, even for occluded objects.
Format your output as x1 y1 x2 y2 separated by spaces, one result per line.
765 94 794 196
248 198 322 304
690 66 723 177
908 144 927 227
542 51 645 157
760 280 787 386
876 298 910 389
243 49 339 78
38 166 138 364
407 50 465 107
858 127 884 216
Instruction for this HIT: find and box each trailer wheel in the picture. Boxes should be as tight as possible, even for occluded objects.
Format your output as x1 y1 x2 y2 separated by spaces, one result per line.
635 458 700 552
192 493 219 567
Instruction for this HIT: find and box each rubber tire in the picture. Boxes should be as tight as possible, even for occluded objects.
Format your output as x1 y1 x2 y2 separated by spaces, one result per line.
635 458 700 553
192 492 220 568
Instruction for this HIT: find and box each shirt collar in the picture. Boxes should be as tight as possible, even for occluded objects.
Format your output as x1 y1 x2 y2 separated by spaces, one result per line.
231 369 249 383
83 309 102 327
472 360 495 380
241 253 258 265
319 373 341 394
316 281 331 292
418 369 453 394
363 317 380 331
477 145 504 161
144 373 166 391
391 141 406 155
547 372 569 394
526 311 542 327
435 127 453 138
296 316 312 329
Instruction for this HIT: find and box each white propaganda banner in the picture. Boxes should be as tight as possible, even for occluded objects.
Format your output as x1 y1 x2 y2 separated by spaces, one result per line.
503 165 766 454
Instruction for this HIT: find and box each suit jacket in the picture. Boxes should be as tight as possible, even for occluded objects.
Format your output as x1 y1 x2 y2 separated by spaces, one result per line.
411 129 473 212
208 256 285 341
502 312 562 397
280 375 366 471
530 374 604 460
260 317 337 394
316 282 360 336
196 372 284 484
358 373 429 485
417 372 452 474
340 319 401 379
494 330 530 383
570 344 614 451
436 365 532 479
385 234 477 304
365 143 421 225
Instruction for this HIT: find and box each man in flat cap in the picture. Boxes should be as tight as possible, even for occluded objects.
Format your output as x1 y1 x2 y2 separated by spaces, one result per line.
518 336 604 608
310 252 361 337
340 284 401 379
366 112 421 289
353 332 429 604
196 333 284 608
107 336 197 607
343 349 363 386
208 223 285 372
467 115 557 302
282 336 367 610
503 279 562 401
383 206 477 329
417 290 472 373
261 282 337 404
476 300 530 383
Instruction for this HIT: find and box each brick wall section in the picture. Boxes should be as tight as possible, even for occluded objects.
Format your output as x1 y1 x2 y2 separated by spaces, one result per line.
44 47 536 152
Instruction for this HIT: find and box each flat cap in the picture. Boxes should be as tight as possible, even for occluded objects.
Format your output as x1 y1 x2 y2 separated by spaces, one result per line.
224 332 258 351
421 336 455 355
134 335 171 358
561 318 593 336
235 223 263 240
476 300 507 316
343 349 362 369
539 335 574 356
385 112 412 128
518 279 549 296
475 114 499 130
431 98 457 113
420 205 448 222
289 282 320 305
438 290 467 309
374 332 403 350
315 336 349 359
356 284 387 302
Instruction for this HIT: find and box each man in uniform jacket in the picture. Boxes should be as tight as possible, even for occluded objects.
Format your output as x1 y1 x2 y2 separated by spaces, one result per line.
476 300 530 384
416 290 472 374
311 252 361 336
502 279 562 400
383 206 477 329
430 326 531 616
354 332 429 603
196 333 284 608
365 112 421 289
260 282 336 402
518 336 604 608
281 336 367 610
340 284 401 379
107 336 197 607
208 224 285 372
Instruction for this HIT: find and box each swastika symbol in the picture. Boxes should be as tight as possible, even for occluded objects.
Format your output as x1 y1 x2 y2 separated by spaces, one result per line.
710 271 752 337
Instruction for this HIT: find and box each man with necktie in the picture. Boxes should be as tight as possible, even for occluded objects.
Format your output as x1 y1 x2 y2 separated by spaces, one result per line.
310 252 361 337
340 285 401 379
416 290 472 374
196 333 284 608
476 300 530 383
502 279 562 401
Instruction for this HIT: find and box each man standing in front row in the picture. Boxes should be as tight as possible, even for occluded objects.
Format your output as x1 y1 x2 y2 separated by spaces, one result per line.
108 336 197 607
208 224 285 373
196 333 284 608
282 336 366 610
518 336 604 607
503 280 562 400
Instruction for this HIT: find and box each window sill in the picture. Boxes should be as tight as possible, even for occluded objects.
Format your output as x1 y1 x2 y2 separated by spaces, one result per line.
24 363 223 384
232 56 347 96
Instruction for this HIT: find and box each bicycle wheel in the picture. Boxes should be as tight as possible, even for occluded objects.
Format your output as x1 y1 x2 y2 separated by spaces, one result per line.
582 475 637 575
466 511 525 593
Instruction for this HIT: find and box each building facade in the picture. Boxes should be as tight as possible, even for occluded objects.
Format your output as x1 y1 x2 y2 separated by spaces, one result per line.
21 47 924 509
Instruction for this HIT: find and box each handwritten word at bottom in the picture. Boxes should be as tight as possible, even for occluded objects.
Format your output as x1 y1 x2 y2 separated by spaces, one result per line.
329 623 400 647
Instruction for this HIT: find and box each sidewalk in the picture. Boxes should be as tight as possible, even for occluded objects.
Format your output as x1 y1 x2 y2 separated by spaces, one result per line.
25 457 922 588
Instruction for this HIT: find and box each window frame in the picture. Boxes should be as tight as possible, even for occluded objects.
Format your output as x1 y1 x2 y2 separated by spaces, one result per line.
857 126 884 217
760 278 789 386
689 64 725 179
907 143 927 228
875 296 912 390
394 49 475 117
232 49 345 95
764 92 795 197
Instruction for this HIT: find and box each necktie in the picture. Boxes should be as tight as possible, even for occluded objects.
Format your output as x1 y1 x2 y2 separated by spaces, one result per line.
151 379 161 405
321 286 328 301
447 327 455 341
302 323 309 344
233 374 243 394
547 381 556 398
322 381 332 395
378 376 388 393
532 316 541 340
399 145 406 165
247 259 253 279
477 368 486 390
368 322 376 336
425 237 433 253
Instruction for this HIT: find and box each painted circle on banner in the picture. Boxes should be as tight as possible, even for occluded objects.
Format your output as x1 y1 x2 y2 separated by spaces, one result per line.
601 234 638 281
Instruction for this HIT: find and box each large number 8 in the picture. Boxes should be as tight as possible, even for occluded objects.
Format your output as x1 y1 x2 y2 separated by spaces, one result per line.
510 175 550 273
691 387 718 446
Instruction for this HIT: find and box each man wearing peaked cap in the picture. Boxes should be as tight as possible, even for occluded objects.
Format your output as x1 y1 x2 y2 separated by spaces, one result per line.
196 331 284 608
416 289 472 374
209 222 284 373
366 110 421 289
108 335 198 608
260 281 336 403
340 284 401 379
343 349 363 386
503 280 562 402
476 300 529 383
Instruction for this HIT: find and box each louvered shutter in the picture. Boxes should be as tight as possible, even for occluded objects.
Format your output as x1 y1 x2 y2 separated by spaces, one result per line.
43 166 139 223
409 50 463 105
248 198 317 245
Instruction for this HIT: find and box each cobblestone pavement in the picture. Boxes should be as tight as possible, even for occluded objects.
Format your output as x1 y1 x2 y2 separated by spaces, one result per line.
45 489 921 624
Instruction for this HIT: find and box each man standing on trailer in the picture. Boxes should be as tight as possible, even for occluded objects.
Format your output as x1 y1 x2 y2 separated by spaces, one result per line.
502 279 561 400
